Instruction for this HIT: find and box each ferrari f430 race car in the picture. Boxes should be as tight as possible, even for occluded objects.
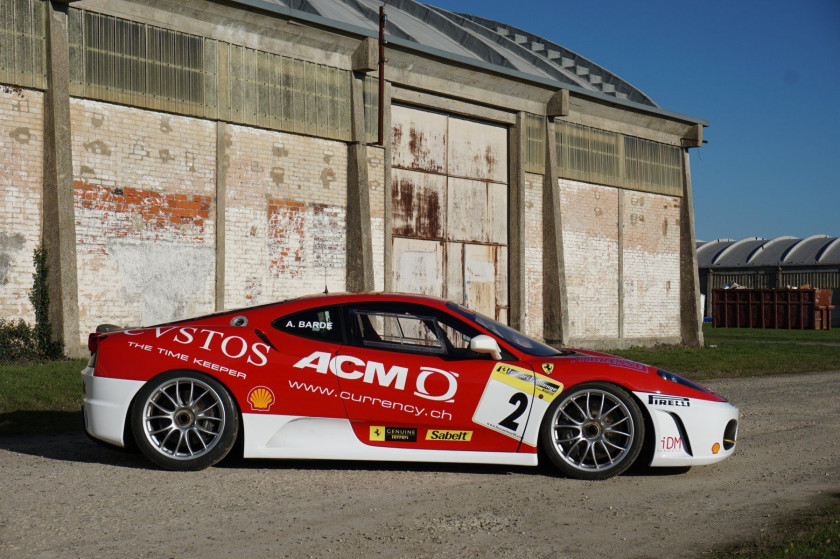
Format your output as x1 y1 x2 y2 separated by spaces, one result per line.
82 293 738 479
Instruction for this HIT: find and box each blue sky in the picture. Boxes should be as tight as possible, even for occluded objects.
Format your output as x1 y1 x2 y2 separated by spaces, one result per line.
427 0 840 242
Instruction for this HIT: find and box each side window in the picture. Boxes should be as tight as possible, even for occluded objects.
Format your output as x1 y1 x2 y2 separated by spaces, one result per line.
272 306 342 343
352 309 446 355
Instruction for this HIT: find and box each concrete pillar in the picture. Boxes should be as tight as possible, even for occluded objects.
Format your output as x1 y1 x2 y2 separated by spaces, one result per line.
215 122 230 311
507 112 526 331
346 72 374 292
542 117 570 345
679 150 704 347
42 1 81 356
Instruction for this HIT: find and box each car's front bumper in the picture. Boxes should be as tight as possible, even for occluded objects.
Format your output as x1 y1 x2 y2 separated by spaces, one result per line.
634 391 739 467
81 366 145 447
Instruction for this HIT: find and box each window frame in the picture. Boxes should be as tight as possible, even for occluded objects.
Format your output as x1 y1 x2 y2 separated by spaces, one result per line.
270 305 345 344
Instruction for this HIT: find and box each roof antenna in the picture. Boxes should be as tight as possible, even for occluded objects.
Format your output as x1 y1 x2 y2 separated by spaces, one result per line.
323 267 329 294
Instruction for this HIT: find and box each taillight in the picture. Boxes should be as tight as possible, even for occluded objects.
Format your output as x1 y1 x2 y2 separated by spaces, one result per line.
88 332 101 353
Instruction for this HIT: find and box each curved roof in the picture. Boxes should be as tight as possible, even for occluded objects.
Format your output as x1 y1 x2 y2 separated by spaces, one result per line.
229 0 658 107
698 236 840 268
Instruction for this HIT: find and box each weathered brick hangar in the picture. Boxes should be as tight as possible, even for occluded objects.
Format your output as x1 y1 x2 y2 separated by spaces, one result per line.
0 0 706 355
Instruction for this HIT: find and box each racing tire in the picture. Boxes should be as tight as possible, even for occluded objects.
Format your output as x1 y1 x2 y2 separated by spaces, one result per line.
131 370 239 471
540 382 644 480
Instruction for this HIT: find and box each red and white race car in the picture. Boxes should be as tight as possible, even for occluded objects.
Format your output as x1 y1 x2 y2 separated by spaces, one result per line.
82 293 738 479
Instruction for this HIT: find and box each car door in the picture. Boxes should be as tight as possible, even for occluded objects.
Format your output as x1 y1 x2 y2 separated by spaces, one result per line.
260 305 346 419
333 302 536 453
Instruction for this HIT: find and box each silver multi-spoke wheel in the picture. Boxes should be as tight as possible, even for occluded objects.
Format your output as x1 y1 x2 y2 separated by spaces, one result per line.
132 372 238 470
142 378 225 460
541 382 644 480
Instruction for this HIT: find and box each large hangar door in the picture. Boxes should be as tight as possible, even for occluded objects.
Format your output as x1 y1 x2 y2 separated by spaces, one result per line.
391 105 509 322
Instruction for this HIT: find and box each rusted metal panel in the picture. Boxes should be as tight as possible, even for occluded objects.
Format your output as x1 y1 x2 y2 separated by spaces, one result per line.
392 237 443 297
448 116 507 183
488 182 508 245
390 105 510 322
447 177 487 243
391 168 445 239
391 105 447 173
445 241 464 304
464 244 497 318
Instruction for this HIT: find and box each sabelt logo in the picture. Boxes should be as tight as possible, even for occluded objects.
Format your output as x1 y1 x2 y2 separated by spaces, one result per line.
294 351 459 402
425 430 472 442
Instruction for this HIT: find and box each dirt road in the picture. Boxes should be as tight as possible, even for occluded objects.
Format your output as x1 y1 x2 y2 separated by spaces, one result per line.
1 372 838 558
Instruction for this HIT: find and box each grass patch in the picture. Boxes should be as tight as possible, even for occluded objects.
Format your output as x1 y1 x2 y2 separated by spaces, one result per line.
713 498 840 558
0 358 86 435
611 326 840 381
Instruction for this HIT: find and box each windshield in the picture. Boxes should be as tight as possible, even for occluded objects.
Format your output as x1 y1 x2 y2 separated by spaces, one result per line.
447 303 562 357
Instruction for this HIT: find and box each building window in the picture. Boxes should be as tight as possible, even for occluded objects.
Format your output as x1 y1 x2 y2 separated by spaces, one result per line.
0 0 47 90
555 120 683 197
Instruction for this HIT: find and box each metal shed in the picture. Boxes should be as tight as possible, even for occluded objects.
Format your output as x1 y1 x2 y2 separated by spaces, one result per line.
698 235 840 326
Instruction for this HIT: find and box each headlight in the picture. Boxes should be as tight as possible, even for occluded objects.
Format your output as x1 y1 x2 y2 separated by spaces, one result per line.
657 369 710 394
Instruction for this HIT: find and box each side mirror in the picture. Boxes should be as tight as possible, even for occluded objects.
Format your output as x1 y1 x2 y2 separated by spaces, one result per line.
470 335 502 361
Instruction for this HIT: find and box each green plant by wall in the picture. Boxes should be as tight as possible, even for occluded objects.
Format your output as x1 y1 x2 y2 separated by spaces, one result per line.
29 243 63 360
0 318 37 362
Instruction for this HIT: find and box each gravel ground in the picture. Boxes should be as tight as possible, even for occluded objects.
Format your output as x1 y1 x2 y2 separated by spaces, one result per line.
1 371 838 558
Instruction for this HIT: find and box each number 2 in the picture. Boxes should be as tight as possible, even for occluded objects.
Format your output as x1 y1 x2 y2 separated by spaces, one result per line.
499 392 529 431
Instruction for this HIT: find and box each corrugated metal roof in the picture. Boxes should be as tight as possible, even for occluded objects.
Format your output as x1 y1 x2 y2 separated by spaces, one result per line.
226 0 658 106
696 239 735 268
698 236 840 268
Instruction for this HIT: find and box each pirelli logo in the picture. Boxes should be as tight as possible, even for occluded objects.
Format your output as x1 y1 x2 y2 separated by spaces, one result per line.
425 430 472 442
369 426 417 442
649 395 690 407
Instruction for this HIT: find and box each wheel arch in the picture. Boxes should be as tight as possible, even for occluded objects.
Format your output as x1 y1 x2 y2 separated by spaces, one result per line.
124 368 244 453
537 379 649 479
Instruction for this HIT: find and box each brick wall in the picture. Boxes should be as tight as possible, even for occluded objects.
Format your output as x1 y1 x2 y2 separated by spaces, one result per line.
560 178 620 340
71 98 217 342
559 178 682 343
0 88 43 323
223 125 348 308
621 190 681 338
523 172 543 338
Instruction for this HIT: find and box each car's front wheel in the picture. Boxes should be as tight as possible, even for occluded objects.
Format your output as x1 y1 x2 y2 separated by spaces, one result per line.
131 371 238 471
540 382 644 480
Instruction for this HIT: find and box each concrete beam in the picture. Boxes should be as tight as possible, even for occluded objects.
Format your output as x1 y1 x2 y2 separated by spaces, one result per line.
681 123 704 148
679 150 704 347
346 72 374 292
43 1 81 356
507 112 526 331
393 86 516 125
542 117 569 345
215 122 230 311
546 89 569 117
351 38 377 73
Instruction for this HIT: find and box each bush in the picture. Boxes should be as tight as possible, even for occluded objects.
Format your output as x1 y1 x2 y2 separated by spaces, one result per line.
0 318 38 362
0 243 63 363
29 243 63 360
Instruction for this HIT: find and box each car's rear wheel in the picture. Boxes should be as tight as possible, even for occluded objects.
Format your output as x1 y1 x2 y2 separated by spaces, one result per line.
131 371 238 471
540 382 644 480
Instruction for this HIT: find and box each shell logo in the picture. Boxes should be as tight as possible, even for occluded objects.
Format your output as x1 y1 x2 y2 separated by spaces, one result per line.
711 442 721 455
247 386 275 411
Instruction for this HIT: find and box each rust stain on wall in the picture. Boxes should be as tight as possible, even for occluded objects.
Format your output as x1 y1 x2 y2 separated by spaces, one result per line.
392 176 442 239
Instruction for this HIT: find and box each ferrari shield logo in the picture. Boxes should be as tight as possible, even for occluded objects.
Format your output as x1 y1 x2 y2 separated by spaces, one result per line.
541 363 554 375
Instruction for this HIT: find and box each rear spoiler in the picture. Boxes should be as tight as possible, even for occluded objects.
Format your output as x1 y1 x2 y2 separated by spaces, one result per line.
87 324 125 353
